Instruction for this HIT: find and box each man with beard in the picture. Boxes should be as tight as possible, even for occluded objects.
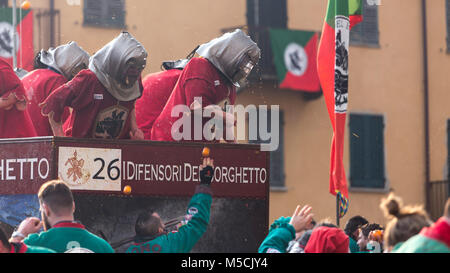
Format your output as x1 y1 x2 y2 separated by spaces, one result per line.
9 180 114 253
0 59 37 138
22 41 90 136
40 32 146 140
150 29 260 142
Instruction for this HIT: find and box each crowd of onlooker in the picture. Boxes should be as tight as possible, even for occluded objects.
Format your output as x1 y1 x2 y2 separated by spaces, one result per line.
1 171 449 254
259 193 450 253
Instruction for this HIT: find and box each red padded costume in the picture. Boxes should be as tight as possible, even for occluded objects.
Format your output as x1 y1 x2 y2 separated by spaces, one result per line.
22 69 70 136
0 59 37 138
41 69 142 139
151 58 236 142
135 69 182 139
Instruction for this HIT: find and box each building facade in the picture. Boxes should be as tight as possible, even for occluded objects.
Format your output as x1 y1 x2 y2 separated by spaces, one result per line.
22 0 450 226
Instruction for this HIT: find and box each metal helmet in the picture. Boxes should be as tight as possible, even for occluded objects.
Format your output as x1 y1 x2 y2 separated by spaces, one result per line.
39 41 90 80
89 32 148 101
196 29 260 86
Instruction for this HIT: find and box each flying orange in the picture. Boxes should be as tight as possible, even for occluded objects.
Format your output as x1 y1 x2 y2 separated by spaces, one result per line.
21 1 31 10
123 185 132 195
202 147 210 158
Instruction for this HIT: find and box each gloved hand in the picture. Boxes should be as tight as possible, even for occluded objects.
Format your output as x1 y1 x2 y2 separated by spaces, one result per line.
200 157 214 185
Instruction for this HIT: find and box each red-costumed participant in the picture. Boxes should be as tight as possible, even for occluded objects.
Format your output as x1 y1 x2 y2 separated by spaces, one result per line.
136 67 183 140
151 29 260 142
41 32 147 140
0 59 37 138
136 55 196 139
22 42 90 136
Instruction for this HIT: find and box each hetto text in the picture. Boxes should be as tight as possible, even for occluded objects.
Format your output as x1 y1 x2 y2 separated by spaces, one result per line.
0 158 50 181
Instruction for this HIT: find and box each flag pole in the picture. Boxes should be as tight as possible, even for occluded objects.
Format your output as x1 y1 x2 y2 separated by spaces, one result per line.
12 0 17 69
336 194 340 227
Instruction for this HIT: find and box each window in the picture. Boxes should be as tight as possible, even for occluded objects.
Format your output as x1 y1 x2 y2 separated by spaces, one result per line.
83 0 125 28
350 1 379 47
246 0 287 28
249 108 286 189
246 0 287 79
349 113 385 189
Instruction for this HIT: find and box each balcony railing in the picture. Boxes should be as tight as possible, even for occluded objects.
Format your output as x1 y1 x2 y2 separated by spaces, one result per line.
428 180 450 221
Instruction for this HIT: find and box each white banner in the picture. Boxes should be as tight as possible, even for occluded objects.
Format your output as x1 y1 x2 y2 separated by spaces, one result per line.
58 147 122 191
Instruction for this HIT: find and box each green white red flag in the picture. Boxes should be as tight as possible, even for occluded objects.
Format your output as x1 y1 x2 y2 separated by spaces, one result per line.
317 0 363 217
0 8 34 71
269 29 321 92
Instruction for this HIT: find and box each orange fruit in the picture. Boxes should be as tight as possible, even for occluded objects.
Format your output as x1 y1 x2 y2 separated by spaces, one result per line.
21 1 31 10
123 185 132 195
202 147 210 157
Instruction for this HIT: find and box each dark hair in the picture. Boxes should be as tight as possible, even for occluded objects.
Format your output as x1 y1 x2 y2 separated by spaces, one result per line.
344 216 369 240
445 198 450 218
135 210 163 238
0 227 10 251
34 51 48 70
361 223 383 238
38 180 74 216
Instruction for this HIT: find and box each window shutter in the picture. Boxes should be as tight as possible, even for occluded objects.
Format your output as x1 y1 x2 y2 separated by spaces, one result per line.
350 114 365 186
246 0 287 28
261 0 287 28
363 3 379 45
350 114 385 189
366 115 385 188
83 0 103 26
84 0 125 28
350 2 379 46
246 0 287 79
106 0 125 27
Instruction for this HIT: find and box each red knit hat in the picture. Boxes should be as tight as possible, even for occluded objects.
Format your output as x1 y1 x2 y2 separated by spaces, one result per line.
304 226 350 253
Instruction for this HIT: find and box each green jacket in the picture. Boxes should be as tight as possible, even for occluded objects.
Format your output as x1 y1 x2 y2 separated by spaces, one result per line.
393 234 450 253
24 221 114 253
349 237 360 253
258 217 296 253
126 185 212 253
